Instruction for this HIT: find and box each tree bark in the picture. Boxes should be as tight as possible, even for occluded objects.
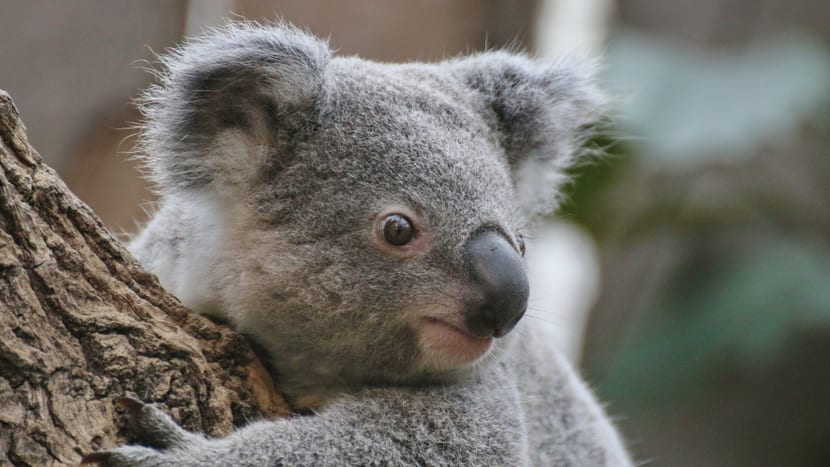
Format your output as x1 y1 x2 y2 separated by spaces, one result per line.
0 90 289 466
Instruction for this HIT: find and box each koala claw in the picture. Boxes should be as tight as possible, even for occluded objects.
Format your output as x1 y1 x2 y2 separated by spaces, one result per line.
115 396 145 415
81 397 204 467
121 397 195 449
80 451 112 464
80 445 169 467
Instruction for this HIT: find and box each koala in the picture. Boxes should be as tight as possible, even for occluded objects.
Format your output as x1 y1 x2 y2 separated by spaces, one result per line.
85 23 631 466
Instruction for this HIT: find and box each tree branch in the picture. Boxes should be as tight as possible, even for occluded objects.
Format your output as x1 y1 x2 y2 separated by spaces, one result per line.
0 90 288 467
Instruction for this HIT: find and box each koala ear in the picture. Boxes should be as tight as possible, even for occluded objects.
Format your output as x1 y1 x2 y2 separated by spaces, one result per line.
452 52 607 217
139 23 331 193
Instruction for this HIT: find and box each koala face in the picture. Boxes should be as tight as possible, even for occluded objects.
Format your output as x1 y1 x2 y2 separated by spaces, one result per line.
230 63 532 397
138 24 603 406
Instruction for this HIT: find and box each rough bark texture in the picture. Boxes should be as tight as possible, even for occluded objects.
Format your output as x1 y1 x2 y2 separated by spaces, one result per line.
0 90 289 466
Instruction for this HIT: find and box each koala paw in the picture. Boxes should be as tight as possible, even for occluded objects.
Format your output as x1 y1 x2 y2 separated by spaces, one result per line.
81 397 204 467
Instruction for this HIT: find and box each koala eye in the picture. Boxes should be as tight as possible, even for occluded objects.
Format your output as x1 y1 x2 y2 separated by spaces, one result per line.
517 235 526 257
381 214 415 246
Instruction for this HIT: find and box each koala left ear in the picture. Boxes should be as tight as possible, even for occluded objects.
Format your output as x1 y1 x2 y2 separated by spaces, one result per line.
451 52 607 216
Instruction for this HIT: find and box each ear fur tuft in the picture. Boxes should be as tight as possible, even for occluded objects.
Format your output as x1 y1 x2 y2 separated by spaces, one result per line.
452 52 608 216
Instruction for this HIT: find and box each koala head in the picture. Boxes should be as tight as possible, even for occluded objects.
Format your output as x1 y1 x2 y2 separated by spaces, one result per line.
139 23 604 407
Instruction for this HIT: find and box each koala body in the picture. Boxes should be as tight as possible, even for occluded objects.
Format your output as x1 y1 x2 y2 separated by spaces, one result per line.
114 23 631 466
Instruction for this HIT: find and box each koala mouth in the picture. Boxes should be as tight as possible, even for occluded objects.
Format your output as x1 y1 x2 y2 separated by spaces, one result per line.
418 317 494 367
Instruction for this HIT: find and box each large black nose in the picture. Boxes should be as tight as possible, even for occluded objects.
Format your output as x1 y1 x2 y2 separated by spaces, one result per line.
463 229 529 338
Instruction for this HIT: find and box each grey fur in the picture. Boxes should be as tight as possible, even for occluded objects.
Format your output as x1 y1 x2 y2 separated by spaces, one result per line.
114 22 630 466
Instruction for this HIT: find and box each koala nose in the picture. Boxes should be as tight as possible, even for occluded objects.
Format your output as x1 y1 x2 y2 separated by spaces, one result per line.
463 229 529 338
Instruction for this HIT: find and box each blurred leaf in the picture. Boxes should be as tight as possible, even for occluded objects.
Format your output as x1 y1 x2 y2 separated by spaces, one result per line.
605 31 830 167
596 237 830 410
557 135 632 230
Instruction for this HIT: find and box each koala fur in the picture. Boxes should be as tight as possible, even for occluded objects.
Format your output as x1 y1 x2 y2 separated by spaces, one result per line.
110 23 632 466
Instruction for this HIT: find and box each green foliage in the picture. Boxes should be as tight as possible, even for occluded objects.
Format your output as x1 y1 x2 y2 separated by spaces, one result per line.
605 31 830 167
596 237 830 410
571 29 830 414
558 135 632 232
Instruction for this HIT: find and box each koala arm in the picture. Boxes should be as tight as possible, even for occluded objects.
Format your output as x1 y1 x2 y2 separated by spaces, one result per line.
86 367 528 466
85 347 630 467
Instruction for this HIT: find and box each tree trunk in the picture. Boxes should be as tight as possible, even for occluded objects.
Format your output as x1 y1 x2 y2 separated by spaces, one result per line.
0 90 289 467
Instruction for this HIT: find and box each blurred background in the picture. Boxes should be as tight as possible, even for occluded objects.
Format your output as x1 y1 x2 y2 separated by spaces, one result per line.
1 1 828 465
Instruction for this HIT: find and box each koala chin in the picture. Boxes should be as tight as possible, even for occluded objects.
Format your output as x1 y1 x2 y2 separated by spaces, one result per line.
114 22 632 466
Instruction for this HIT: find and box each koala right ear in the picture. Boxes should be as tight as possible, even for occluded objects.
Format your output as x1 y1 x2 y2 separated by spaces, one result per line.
139 23 331 193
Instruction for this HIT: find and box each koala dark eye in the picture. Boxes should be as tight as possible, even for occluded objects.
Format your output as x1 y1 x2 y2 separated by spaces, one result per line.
382 214 415 246
517 235 526 257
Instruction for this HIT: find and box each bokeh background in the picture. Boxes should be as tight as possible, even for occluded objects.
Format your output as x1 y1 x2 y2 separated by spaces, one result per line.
2 1 828 465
